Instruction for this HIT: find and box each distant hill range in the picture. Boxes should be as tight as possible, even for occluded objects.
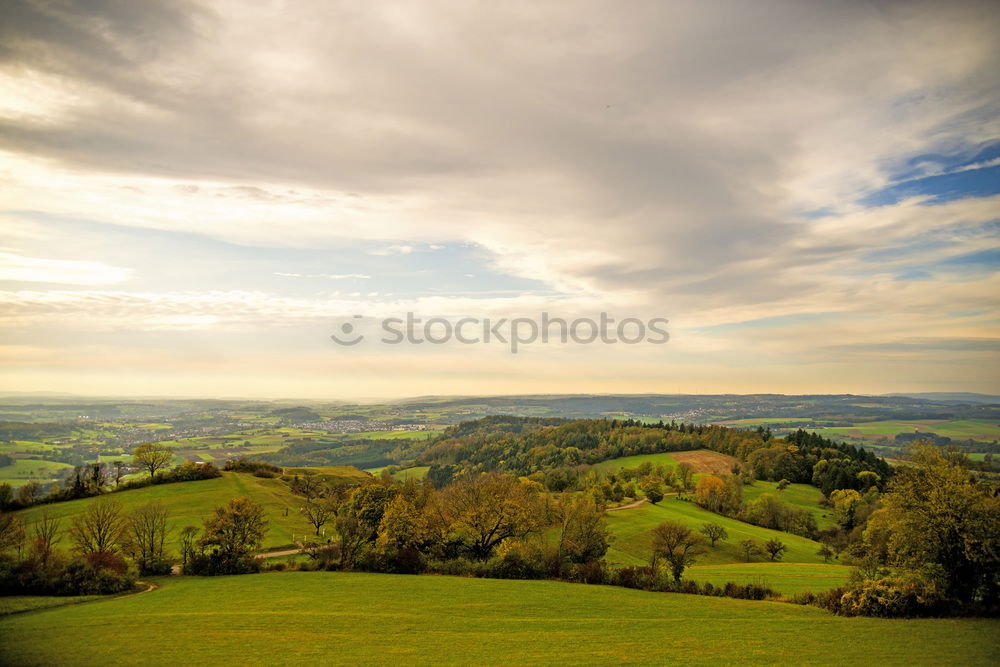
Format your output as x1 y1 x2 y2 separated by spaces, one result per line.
883 392 1000 405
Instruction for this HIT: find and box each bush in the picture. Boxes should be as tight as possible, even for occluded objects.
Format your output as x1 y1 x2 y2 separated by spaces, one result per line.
838 575 944 617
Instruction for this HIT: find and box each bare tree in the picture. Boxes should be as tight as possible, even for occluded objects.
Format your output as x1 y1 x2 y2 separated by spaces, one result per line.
70 497 126 555
126 501 170 574
112 461 129 488
301 498 337 537
700 522 728 547
0 512 25 555
32 511 61 564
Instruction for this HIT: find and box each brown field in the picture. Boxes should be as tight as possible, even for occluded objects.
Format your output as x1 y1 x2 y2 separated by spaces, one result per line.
671 449 741 475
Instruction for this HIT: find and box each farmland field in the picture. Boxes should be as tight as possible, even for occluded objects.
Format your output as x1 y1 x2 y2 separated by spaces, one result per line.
590 452 680 473
605 497 827 567
0 459 74 488
817 419 1000 443
1 573 996 666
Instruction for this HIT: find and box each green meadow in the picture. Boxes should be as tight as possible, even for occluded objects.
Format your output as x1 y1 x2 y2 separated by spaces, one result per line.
591 452 680 473
605 497 827 567
819 419 1000 443
1 573 995 666
12 472 326 550
0 459 74 488
685 562 852 596
741 480 836 530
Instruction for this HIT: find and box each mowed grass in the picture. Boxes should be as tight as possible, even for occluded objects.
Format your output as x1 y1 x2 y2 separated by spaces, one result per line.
605 498 826 567
685 563 852 597
364 465 430 481
1 573 996 666
742 480 836 530
12 472 320 551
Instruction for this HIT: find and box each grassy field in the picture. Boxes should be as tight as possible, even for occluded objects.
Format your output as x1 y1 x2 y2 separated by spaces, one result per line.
818 419 1000 443
12 472 323 550
685 562 851 596
605 497 826 567
1 572 996 666
0 595 106 616
0 459 74 488
591 452 680 473
741 480 836 530
365 465 431 480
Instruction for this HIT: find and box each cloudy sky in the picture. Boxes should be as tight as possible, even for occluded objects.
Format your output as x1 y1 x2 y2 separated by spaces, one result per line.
1 0 998 399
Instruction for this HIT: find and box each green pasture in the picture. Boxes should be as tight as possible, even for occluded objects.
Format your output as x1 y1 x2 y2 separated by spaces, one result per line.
12 472 321 551
1 573 995 665
685 562 851 596
591 452 681 474
605 497 827 567
818 419 999 443
0 459 74 489
741 480 836 530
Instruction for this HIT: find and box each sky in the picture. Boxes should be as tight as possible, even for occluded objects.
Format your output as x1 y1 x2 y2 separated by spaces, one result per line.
0 0 998 399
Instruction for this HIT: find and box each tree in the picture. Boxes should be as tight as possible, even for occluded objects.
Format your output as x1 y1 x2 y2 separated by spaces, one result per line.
0 512 25 555
126 501 171 575
860 444 1000 609
817 544 835 563
112 461 129 488
179 525 200 572
776 479 790 491
739 539 762 562
763 538 787 561
301 498 337 537
444 473 541 560
650 521 707 582
70 497 126 555
830 488 863 530
700 522 728 547
676 463 694 493
554 495 610 566
0 483 13 509
16 481 43 506
639 476 664 504
31 511 61 564
695 476 728 512
132 443 173 480
199 497 268 571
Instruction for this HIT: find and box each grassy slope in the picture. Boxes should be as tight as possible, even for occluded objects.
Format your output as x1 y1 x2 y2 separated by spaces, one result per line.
741 480 836 530
605 498 826 567
591 452 680 473
0 459 74 488
13 472 321 550
1 573 996 666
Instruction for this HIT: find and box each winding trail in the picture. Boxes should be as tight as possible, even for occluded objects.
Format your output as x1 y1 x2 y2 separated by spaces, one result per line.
606 498 648 512
113 580 157 599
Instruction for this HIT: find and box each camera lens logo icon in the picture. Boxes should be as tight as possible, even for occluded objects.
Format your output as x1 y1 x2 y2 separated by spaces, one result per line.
330 316 364 346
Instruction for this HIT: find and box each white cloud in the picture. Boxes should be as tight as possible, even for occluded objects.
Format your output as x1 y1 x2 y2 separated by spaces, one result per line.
0 252 132 285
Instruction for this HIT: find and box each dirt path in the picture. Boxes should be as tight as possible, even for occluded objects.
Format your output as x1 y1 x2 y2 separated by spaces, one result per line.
607 498 648 512
114 580 156 599
255 548 305 559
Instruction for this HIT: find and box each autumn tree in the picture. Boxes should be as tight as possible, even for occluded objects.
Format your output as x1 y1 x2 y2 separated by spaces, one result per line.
700 522 727 547
132 443 173 480
16 481 43 506
70 497 126 555
126 501 171 575
638 476 664 504
444 473 541 560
